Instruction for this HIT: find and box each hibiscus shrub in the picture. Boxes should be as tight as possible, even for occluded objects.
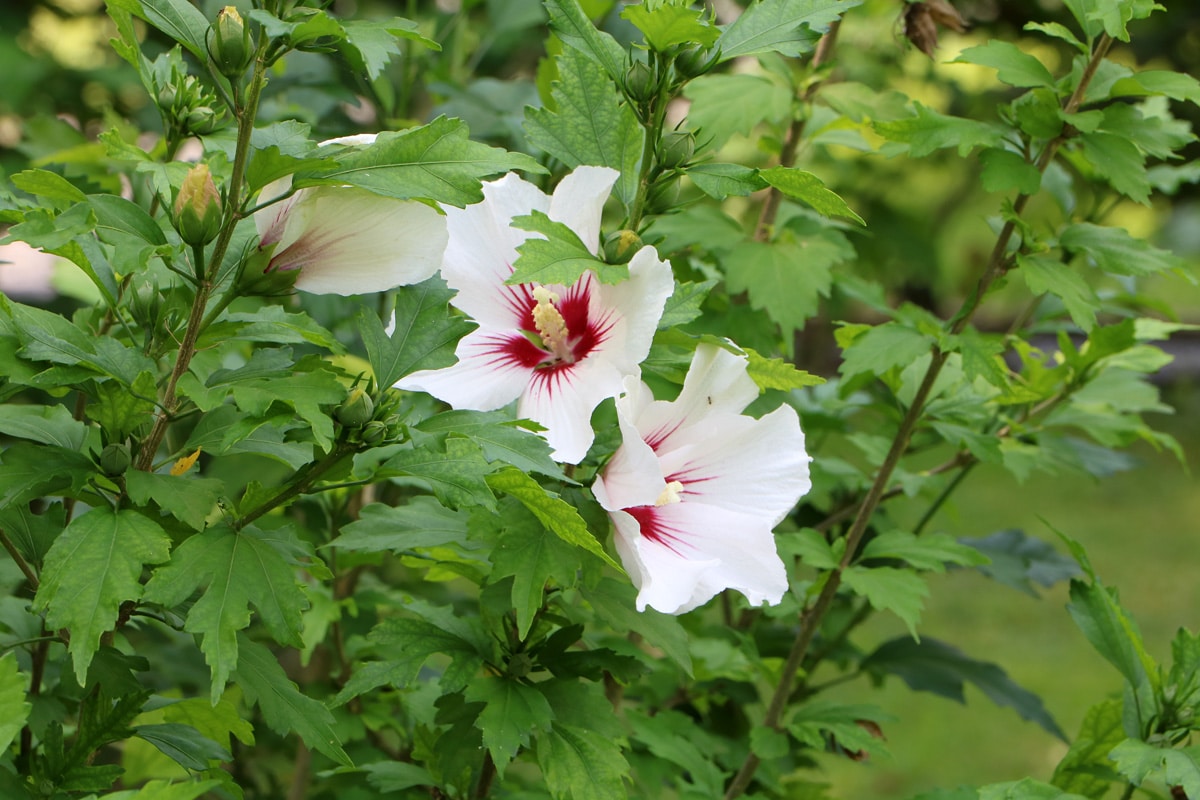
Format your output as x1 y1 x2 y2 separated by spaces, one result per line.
0 0 1197 798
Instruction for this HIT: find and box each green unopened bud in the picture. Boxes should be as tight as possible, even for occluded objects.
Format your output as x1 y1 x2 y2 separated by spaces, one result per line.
361 420 388 445
675 45 720 79
208 6 253 79
100 443 131 476
174 164 222 247
337 387 375 427
658 131 695 170
238 246 299 296
624 61 656 102
184 105 221 135
603 229 643 264
646 177 680 214
507 652 534 679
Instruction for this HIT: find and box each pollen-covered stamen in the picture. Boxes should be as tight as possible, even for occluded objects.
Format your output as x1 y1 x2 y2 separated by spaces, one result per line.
531 285 575 362
654 480 684 507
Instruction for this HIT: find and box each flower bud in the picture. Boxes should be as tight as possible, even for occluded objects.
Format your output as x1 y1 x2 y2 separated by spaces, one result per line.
624 61 656 103
174 164 222 247
238 246 299 296
361 420 388 445
675 45 720 79
336 387 375 427
184 105 221 135
646 177 680 214
208 6 253 79
100 443 131 476
658 130 695 170
603 229 643 264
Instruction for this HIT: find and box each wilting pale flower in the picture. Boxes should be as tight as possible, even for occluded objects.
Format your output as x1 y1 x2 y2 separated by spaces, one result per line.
253 134 447 295
592 345 812 614
397 166 673 464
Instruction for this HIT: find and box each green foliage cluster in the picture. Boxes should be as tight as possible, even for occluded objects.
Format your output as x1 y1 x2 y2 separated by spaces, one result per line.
0 0 1198 798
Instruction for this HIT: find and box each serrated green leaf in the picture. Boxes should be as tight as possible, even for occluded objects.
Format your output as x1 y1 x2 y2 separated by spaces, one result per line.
683 75 792 149
524 48 643 210
1110 739 1200 798
874 103 1006 157
334 616 484 704
0 403 87 450
465 676 555 775
979 779 1092 800
133 0 211 59
133 723 231 770
744 348 825 390
34 507 171 682
1050 698 1124 797
838 321 936 380
486 498 584 637
294 116 544 207
842 566 927 637
89 193 167 246
340 18 439 81
686 162 769 199
506 210 626 286
418 409 566 479
486 467 619 570
228 360 346 449
1025 21 1088 52
954 41 1054 88
360 276 475 387
581 578 692 673
1060 222 1186 276
980 148 1042 195
327 499 470 553
0 442 94 508
233 636 351 766
0 502 64 568
246 146 336 195
1067 577 1158 694
863 637 1066 739
658 279 718 329
787 701 891 758
162 692 255 751
380 437 497 509
725 236 835 351
716 0 859 60
204 306 342 350
11 168 87 208
87 371 158 440
0 653 30 755
143 525 310 701
97 778 222 800
1110 69 1200 105
537 723 630 800
124 471 223 531
622 2 719 50
544 0 627 81
1018 253 1100 332
862 531 989 572
1077 132 1150 203
959 529 1081 597
759 166 865 224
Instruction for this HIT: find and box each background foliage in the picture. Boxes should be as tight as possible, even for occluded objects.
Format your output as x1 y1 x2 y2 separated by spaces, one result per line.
1 0 1199 799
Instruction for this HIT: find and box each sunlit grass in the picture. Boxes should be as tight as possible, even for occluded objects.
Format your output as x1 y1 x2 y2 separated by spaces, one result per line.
814 403 1200 798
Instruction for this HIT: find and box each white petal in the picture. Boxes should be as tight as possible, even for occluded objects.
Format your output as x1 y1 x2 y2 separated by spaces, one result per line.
593 396 665 512
610 509 718 614
320 133 378 147
269 188 448 295
658 405 811 526
396 329 533 410
590 246 675 374
612 503 788 614
516 354 627 464
440 173 550 328
548 166 619 253
254 179 299 246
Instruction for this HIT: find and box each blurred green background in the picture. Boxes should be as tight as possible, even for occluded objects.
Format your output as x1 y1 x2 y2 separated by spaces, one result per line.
2 0 1200 797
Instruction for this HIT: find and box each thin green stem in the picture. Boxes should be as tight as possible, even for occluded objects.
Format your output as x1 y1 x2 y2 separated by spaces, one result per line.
913 460 976 536
234 443 354 531
0 528 38 591
136 43 270 471
723 32 1116 800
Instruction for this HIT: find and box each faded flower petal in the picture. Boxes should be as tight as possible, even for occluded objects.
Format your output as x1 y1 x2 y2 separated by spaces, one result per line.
594 344 812 614
253 134 448 295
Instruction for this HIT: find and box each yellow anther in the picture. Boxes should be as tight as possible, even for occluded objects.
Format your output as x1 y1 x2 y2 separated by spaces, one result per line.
531 285 572 360
655 481 684 507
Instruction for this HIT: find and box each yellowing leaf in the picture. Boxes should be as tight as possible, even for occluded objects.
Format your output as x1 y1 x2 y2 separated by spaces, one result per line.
170 448 201 476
